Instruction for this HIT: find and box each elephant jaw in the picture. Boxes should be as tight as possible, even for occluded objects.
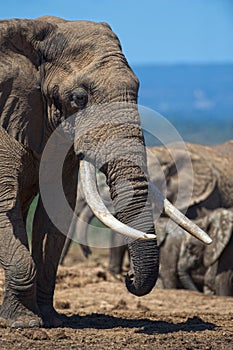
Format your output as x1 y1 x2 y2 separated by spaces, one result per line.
79 160 212 245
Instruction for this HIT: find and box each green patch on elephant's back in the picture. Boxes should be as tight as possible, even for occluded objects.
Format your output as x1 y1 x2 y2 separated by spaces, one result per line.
26 195 39 240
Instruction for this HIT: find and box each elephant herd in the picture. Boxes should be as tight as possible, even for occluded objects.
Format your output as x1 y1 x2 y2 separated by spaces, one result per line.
61 141 233 296
0 16 230 328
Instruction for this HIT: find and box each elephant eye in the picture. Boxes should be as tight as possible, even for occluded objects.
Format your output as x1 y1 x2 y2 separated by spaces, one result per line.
69 89 88 109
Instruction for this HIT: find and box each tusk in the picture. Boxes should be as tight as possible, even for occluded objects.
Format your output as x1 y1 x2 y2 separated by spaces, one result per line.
164 199 212 244
79 160 156 240
149 181 212 245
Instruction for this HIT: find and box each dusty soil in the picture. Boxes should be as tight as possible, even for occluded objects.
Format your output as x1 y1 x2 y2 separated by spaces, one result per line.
0 244 232 350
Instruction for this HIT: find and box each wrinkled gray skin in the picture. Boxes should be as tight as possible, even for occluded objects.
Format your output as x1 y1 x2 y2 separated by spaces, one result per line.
63 200 233 295
0 16 159 328
0 127 40 326
61 142 233 277
159 208 233 296
110 141 233 274
148 142 233 218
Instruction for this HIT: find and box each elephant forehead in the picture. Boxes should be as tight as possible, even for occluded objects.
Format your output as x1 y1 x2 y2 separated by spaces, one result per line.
40 20 122 63
40 21 138 95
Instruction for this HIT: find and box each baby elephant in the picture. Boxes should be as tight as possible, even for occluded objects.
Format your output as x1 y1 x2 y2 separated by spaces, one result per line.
158 208 233 296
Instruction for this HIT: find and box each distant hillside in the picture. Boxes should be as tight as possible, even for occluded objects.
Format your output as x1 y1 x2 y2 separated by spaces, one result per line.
132 64 233 145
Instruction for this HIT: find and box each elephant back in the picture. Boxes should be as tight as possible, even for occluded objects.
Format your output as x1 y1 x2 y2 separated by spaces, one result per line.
147 142 233 212
191 142 233 208
211 141 233 208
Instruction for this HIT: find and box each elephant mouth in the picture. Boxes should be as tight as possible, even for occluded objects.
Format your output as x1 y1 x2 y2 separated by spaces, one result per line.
79 159 212 245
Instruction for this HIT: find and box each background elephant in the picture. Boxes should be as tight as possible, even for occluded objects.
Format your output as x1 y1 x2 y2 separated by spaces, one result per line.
62 203 233 295
109 141 233 274
61 141 233 277
148 141 233 218
118 207 232 296
160 208 233 296
0 17 206 328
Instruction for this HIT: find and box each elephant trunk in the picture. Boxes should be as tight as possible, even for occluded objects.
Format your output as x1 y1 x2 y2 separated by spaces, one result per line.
75 103 159 296
105 158 159 296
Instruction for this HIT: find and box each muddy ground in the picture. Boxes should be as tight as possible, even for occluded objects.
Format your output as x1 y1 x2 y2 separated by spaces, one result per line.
0 244 232 349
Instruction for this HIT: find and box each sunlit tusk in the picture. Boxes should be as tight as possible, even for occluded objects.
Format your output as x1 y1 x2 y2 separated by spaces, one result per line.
149 181 212 245
79 160 156 240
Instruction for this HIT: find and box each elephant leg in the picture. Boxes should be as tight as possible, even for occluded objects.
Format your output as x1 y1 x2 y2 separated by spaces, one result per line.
32 197 67 327
32 155 78 327
60 204 93 265
159 235 182 289
177 258 201 291
109 232 127 275
215 234 233 296
203 263 218 295
160 257 179 289
215 270 233 296
0 199 41 328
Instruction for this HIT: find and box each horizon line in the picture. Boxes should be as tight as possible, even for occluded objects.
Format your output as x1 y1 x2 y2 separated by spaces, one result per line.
130 61 233 67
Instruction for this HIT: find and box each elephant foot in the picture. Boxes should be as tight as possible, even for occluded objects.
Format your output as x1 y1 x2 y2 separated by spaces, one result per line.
203 286 215 295
0 314 42 328
38 304 68 328
0 299 42 328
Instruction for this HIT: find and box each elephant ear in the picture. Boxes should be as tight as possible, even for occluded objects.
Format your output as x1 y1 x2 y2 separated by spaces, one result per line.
147 145 217 211
154 218 169 246
0 18 55 153
204 209 233 267
190 152 217 207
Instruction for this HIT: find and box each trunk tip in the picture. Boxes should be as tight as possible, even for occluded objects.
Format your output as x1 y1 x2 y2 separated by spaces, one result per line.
125 271 157 297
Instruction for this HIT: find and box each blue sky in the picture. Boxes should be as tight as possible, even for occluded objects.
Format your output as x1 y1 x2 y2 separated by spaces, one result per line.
1 0 233 65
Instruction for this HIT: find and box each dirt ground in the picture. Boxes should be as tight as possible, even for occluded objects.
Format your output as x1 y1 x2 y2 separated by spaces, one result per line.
0 244 232 350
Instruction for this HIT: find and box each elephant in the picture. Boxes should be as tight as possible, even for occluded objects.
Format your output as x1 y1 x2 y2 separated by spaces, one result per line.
107 141 233 274
61 141 233 275
110 141 233 274
158 208 233 296
0 16 209 328
148 141 233 219
62 201 233 296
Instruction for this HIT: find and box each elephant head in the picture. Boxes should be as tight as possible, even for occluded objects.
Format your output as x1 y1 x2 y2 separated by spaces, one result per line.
0 16 210 298
177 208 233 295
202 208 233 267
201 208 233 296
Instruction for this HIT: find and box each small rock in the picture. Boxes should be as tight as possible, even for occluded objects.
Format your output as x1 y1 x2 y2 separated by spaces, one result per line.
55 300 71 309
32 329 49 340
112 299 128 310
53 329 68 340
137 301 150 311
96 270 107 280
